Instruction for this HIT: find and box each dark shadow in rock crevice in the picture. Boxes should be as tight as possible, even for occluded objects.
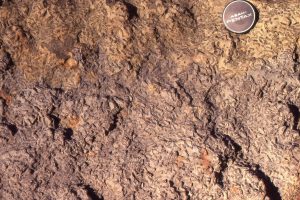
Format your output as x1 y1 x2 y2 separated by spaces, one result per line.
287 103 300 132
84 185 104 200
64 128 73 140
105 109 122 135
48 114 61 129
124 1 139 20
7 124 18 136
215 155 229 188
250 165 282 200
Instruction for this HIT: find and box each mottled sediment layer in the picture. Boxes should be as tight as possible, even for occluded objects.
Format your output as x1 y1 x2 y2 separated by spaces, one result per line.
1 0 300 199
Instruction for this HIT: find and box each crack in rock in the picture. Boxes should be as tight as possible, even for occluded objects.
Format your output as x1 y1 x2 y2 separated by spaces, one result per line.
209 121 282 199
248 165 282 200
105 108 122 135
84 185 104 200
293 38 299 71
105 0 139 21
64 128 73 141
288 103 300 132
169 180 181 198
215 155 229 188
176 81 193 106
124 1 139 20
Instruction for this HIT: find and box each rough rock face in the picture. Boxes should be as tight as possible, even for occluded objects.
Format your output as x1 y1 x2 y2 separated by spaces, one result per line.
1 0 300 199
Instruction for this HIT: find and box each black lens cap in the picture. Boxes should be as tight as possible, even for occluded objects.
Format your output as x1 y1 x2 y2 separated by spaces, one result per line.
223 0 257 33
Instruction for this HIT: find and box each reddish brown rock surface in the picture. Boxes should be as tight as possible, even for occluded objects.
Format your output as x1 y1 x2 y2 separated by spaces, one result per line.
1 0 300 199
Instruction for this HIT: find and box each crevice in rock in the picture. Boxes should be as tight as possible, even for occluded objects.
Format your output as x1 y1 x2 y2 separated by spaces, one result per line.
293 48 299 64
215 155 229 188
183 7 196 23
287 103 300 131
107 0 138 20
176 81 193 106
7 123 18 136
48 114 61 130
209 122 282 199
211 128 243 160
222 134 242 158
293 39 299 71
169 180 181 197
210 128 243 188
124 1 139 20
0 52 14 71
64 128 73 140
184 188 191 200
42 0 49 7
249 165 282 200
171 86 182 105
84 185 104 200
204 93 215 110
105 109 122 135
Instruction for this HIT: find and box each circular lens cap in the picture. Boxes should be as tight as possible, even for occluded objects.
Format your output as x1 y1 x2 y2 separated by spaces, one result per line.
223 0 257 33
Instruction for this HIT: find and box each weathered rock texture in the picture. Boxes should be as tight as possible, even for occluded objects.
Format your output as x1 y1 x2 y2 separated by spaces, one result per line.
1 0 300 199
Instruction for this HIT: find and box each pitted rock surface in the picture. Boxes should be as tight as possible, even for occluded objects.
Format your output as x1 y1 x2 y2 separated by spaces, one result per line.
1 0 300 199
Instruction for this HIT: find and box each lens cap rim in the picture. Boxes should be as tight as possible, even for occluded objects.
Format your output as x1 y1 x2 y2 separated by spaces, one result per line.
223 0 257 34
